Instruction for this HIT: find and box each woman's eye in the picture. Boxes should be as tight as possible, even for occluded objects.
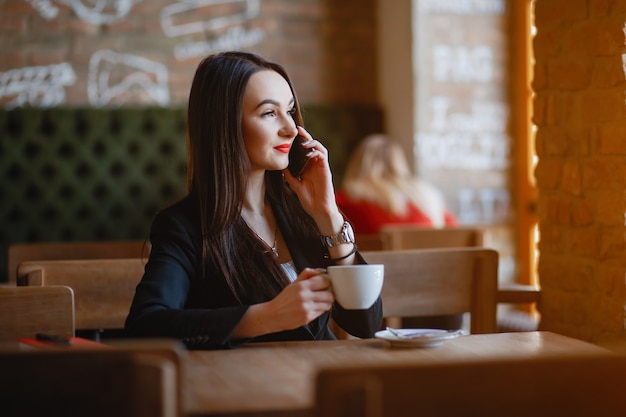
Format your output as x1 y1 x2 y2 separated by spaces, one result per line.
288 107 296 116
262 110 276 117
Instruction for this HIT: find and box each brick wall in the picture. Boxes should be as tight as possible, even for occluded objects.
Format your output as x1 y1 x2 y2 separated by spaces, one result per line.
533 0 626 342
0 0 377 107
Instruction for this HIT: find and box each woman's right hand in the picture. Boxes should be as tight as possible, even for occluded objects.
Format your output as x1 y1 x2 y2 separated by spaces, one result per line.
268 268 335 330
232 268 334 338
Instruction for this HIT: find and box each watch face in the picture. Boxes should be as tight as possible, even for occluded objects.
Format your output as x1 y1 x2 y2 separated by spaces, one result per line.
337 221 355 245
345 222 355 242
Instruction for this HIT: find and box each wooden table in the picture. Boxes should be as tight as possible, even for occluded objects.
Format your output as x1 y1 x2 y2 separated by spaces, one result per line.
183 331 610 416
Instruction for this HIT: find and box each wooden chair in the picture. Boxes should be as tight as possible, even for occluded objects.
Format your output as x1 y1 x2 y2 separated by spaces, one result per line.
378 225 485 250
17 258 146 335
7 240 150 284
0 285 75 340
359 226 540 330
315 353 626 417
0 348 179 417
355 233 384 251
106 338 188 417
355 225 484 252
361 248 499 334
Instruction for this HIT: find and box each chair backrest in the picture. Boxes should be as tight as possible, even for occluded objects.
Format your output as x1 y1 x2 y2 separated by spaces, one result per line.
0 349 179 417
7 240 150 284
361 248 498 333
109 339 188 417
379 225 485 250
355 226 484 253
355 234 384 251
315 353 626 417
0 285 75 340
17 258 146 331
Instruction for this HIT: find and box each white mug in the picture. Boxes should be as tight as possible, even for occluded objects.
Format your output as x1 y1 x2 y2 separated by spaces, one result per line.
326 264 384 309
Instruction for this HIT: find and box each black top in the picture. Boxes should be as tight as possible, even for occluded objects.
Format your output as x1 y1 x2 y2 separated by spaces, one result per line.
125 194 383 349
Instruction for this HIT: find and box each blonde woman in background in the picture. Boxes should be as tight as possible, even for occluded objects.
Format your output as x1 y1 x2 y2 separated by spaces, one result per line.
335 134 457 235
336 133 461 330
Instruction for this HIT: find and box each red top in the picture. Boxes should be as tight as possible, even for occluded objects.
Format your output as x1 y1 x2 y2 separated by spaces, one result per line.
335 190 457 235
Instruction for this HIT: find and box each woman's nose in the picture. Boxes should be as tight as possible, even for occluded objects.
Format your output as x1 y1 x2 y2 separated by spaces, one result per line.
281 117 298 137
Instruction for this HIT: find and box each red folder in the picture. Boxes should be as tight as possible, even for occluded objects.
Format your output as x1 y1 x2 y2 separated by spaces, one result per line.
17 336 112 350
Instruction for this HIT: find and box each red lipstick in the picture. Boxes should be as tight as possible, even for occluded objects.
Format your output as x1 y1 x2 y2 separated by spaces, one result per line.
274 144 291 154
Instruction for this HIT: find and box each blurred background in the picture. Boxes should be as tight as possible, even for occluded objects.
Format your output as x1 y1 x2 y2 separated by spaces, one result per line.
2 0 625 343
0 0 529 284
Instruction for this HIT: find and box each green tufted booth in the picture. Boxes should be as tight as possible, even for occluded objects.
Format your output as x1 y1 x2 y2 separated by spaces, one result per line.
0 105 383 282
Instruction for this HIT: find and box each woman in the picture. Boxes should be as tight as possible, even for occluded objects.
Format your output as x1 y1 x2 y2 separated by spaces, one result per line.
125 51 382 349
336 134 457 235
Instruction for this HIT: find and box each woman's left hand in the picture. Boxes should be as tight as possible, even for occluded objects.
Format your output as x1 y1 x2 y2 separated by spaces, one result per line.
283 126 341 225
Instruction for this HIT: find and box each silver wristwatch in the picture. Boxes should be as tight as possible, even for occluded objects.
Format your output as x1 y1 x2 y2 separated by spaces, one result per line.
321 221 355 247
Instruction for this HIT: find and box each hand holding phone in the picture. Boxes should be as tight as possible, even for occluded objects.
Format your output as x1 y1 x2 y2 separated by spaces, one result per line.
287 134 311 178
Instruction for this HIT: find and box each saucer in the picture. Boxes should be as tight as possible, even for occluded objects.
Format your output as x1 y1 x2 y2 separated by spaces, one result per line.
374 328 463 348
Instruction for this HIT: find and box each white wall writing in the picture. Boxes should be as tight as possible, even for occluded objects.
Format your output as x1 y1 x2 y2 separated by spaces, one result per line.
418 96 509 170
25 0 59 19
429 96 507 132
26 0 138 24
415 3 511 231
65 0 137 24
17 0 266 106
432 45 494 83
0 63 76 108
422 44 508 171
161 0 259 37
457 187 510 224
417 132 509 170
417 0 505 15
88 50 169 107
162 0 265 61
174 27 266 61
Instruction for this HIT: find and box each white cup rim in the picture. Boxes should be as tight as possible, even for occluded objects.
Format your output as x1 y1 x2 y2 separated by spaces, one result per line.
327 264 383 269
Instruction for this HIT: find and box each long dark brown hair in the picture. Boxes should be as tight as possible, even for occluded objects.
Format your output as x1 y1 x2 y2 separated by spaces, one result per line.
186 51 316 304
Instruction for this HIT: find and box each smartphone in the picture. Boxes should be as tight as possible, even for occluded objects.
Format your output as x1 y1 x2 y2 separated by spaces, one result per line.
287 134 310 178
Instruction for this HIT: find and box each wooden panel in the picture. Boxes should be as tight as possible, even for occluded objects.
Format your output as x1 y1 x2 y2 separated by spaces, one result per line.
106 338 188 417
362 247 498 334
379 225 485 250
0 349 178 417
0 285 75 340
18 258 146 330
315 353 625 417
498 282 541 304
355 234 383 251
8 240 149 284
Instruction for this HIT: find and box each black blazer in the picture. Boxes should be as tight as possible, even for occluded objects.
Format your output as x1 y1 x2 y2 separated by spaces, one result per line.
125 194 383 349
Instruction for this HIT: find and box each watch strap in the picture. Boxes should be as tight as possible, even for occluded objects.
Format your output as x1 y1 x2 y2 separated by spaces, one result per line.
320 221 355 247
